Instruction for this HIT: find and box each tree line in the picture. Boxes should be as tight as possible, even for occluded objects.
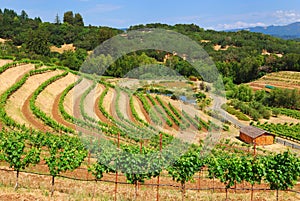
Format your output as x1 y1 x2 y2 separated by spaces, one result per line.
0 9 300 84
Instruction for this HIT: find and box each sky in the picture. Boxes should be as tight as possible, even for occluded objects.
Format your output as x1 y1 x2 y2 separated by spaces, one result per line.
1 0 300 30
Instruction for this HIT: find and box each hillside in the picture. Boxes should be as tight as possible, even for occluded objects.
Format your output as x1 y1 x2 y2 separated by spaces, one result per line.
0 59 300 200
0 8 300 85
1 6 300 201
229 22 300 40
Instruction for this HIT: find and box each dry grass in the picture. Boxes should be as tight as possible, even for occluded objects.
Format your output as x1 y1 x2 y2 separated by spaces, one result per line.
102 87 115 117
36 73 77 117
5 70 62 128
50 44 76 54
213 45 234 51
63 78 91 116
84 83 104 120
0 38 10 43
0 166 299 201
248 71 300 91
0 63 34 95
0 59 13 67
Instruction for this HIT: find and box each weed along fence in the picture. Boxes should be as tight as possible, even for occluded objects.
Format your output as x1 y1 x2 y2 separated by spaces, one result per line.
0 162 300 200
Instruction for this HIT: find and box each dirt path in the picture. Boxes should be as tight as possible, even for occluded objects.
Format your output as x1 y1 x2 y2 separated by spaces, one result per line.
52 91 76 129
132 96 174 137
74 79 93 120
36 73 76 118
145 94 173 131
156 95 200 131
94 96 112 125
5 70 62 129
52 87 130 145
110 89 120 121
22 94 52 132
103 88 115 118
0 59 12 67
124 93 139 124
84 84 103 121
63 78 91 118
0 64 35 95
119 91 130 120
135 96 151 124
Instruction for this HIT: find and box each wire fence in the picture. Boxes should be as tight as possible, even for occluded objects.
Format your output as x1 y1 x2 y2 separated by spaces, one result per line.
1 164 300 200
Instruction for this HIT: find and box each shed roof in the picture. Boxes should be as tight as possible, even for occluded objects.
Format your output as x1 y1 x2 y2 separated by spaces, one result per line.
240 126 273 139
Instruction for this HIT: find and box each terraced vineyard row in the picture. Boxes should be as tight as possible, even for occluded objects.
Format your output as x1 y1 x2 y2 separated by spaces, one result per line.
1 60 300 200
1 59 220 143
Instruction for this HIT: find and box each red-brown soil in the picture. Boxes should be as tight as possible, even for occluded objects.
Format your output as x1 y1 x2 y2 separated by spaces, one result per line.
22 94 52 132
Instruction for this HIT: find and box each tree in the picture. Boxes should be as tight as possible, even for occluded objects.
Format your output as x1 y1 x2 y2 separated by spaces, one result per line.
44 134 87 196
54 14 61 25
264 151 300 201
63 11 74 25
208 154 245 200
117 145 162 198
74 13 84 26
20 10 28 21
254 90 266 102
168 148 203 201
244 156 266 201
25 28 50 56
0 131 41 190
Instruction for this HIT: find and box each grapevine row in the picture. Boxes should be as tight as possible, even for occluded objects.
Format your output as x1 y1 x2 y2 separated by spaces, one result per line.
0 67 66 132
30 71 74 133
146 94 173 127
156 95 190 129
254 121 300 141
182 110 202 130
1 129 300 199
269 107 300 120
167 101 191 128
136 93 162 126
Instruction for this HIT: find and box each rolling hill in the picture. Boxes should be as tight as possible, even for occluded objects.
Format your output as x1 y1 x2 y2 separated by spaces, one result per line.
229 22 300 39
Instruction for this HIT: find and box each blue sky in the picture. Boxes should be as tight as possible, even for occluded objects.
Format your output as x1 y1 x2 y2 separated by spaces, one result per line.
1 0 300 30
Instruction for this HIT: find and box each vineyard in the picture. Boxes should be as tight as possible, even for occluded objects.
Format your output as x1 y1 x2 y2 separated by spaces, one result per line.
0 59 300 200
248 71 300 91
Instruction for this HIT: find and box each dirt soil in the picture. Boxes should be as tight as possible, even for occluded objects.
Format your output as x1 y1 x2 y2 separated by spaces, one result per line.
103 87 115 117
84 83 104 121
118 91 130 120
50 43 75 54
0 165 299 201
5 70 62 129
63 78 91 117
52 91 76 129
0 59 12 66
94 96 112 125
22 94 52 132
36 73 77 118
134 95 151 124
0 63 35 95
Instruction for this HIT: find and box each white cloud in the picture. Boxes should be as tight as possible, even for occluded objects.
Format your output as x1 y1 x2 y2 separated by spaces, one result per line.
215 21 267 30
272 10 300 24
210 10 300 30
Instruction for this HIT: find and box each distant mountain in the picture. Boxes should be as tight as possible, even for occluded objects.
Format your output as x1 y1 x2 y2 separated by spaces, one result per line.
229 22 300 40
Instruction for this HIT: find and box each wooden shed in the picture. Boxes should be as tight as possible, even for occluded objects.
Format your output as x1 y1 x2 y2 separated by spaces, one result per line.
239 126 275 146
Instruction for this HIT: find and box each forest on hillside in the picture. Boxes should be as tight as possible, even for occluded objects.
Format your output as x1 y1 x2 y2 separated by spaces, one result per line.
0 9 300 83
